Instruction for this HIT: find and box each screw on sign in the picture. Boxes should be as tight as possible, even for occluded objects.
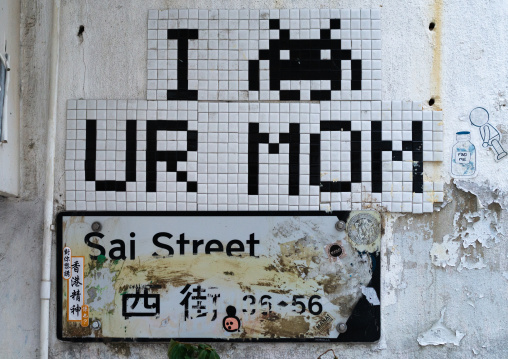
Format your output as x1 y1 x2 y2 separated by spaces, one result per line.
337 323 347 333
91 221 102 232
335 220 346 231
91 320 101 330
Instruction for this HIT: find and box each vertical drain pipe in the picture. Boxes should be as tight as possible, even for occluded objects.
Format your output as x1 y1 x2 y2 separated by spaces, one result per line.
40 0 60 357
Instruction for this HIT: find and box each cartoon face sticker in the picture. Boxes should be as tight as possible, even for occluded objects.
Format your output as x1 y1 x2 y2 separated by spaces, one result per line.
222 305 240 332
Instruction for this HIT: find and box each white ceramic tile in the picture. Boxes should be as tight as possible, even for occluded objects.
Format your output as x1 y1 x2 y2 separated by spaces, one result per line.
64 10 444 213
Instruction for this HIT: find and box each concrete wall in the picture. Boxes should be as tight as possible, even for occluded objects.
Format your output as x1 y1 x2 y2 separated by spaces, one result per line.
0 0 21 195
0 0 50 357
0 0 507 358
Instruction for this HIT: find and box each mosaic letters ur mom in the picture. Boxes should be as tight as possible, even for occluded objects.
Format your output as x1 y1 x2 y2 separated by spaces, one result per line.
65 9 444 213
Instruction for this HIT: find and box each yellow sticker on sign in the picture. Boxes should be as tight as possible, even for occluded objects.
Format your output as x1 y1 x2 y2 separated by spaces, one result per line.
81 305 89 327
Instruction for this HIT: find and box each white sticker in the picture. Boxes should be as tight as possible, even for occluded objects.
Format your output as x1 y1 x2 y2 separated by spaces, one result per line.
62 247 72 279
361 286 380 306
68 256 84 322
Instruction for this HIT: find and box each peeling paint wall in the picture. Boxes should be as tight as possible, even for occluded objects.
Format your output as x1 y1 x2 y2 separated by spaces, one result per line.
0 0 508 358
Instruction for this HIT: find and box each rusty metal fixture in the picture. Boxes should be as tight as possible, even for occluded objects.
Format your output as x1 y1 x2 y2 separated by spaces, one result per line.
91 320 101 330
335 220 346 231
346 213 380 246
337 323 347 333
91 221 102 232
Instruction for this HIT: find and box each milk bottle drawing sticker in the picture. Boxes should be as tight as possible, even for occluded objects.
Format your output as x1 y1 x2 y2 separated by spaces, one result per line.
451 131 476 178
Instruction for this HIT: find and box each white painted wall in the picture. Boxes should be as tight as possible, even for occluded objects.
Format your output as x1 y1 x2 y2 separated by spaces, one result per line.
0 0 507 358
0 0 20 196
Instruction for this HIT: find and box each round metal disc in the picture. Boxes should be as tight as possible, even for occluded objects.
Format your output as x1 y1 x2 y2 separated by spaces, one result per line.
346 213 380 246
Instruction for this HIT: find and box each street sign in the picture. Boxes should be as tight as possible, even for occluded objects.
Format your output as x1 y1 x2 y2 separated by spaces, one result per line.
57 211 380 342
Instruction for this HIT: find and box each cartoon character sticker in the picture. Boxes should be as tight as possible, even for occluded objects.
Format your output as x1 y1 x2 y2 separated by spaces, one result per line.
222 306 240 332
469 107 507 161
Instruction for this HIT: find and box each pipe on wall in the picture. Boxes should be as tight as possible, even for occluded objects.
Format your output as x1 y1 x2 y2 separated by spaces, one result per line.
0 52 9 142
40 0 60 357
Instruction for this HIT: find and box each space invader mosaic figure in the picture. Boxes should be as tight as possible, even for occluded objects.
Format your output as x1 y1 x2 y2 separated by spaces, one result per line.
469 107 507 161
249 18 361 101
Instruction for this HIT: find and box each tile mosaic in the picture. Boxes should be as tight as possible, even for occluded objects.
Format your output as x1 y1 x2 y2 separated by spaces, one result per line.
65 9 444 213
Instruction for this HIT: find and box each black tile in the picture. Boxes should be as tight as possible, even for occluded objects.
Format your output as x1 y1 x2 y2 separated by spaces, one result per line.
402 141 413 151
248 60 260 91
330 19 341 29
268 143 279 154
186 181 197 193
176 171 187 182
279 133 290 143
280 29 290 40
310 90 331 101
351 80 362 91
320 29 331 39
269 19 280 29
167 90 198 101
392 151 403 161
280 90 300 100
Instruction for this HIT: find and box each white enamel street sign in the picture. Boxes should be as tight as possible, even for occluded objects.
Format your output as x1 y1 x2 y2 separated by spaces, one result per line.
57 211 381 342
